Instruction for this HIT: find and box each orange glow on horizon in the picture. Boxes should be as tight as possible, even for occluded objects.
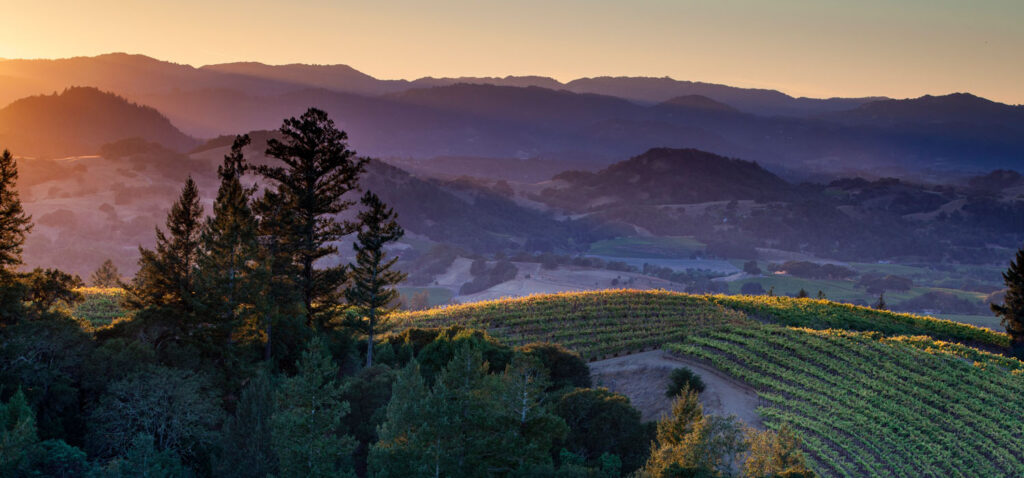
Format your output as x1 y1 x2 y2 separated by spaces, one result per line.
0 0 1021 104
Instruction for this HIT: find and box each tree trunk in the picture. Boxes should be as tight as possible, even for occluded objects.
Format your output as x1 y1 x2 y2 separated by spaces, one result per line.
264 317 272 361
366 308 376 367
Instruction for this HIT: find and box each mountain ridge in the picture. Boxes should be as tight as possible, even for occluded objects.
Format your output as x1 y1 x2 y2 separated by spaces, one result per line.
540 147 796 211
0 53 888 115
0 86 197 158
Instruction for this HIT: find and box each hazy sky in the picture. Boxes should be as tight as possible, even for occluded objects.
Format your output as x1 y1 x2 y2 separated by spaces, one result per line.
1 0 1021 103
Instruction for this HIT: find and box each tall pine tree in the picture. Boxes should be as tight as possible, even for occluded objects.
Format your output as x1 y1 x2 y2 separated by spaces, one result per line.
253 187 308 364
195 135 262 348
256 108 367 329
126 177 203 312
993 245 1024 357
0 150 31 272
0 149 31 324
272 336 357 478
346 192 406 367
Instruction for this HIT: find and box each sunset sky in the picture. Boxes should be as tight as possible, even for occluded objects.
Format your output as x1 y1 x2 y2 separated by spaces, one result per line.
1 0 1021 103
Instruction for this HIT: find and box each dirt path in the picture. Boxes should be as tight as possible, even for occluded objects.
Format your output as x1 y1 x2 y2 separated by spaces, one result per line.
589 350 763 427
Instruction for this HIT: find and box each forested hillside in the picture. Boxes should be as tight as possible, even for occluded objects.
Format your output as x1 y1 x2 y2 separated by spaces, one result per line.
0 87 197 157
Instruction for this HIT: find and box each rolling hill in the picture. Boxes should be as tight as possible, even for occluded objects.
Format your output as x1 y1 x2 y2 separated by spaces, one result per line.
668 325 1024 477
533 148 1024 264
659 94 739 113
389 289 1020 477
16 132 613 277
392 290 1008 359
0 86 197 157
539 148 796 211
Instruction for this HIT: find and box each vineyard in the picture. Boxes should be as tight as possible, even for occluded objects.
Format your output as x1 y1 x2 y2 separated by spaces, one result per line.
389 290 749 360
666 325 1024 478
391 290 1011 359
68 286 1022 476
708 294 1009 347
72 287 126 326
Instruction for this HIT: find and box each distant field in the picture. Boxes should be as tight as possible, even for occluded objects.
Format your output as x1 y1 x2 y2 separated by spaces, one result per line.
73 287 125 326
668 325 1024 477
587 235 705 258
589 255 739 274
397 286 454 308
847 262 1003 291
935 313 1003 331
729 275 988 308
728 276 863 300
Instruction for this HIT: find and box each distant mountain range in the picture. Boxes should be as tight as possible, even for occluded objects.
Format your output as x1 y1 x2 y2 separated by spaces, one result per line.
0 53 885 116
0 53 1022 174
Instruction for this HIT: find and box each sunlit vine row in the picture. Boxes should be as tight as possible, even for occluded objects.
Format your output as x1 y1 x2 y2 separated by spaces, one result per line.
72 287 126 327
707 294 1009 347
666 325 1024 478
389 290 749 359
390 290 1011 360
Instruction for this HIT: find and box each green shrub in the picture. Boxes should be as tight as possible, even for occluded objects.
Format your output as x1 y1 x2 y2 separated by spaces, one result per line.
666 367 705 397
518 342 592 391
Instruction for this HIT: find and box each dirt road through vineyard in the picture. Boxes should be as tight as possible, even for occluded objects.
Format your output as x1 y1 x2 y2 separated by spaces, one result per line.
590 350 763 426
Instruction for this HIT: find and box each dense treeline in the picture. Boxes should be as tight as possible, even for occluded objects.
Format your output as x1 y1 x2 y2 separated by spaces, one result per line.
0 111 812 477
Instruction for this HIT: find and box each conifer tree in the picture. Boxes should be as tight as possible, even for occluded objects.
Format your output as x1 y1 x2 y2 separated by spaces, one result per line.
874 292 887 310
346 192 406 367
817 290 826 300
253 188 308 363
90 259 122 287
993 245 1024 357
494 355 567 471
0 389 37 472
0 150 31 272
215 367 277 477
371 347 494 477
256 108 367 329
195 135 262 344
370 347 566 477
644 387 748 477
797 288 808 298
272 336 356 478
369 361 431 477
126 177 203 311
0 149 31 324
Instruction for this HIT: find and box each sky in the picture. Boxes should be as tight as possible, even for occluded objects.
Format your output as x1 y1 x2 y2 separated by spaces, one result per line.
1 0 1022 104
